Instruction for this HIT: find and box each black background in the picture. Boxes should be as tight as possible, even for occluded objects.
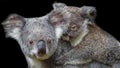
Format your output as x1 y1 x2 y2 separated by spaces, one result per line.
0 0 120 68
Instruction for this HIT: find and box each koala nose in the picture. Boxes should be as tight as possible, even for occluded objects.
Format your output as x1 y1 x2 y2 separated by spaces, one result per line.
37 40 46 56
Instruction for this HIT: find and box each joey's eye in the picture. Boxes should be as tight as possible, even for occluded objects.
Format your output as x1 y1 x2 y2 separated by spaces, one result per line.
29 40 34 45
47 39 52 45
89 11 96 17
70 24 77 31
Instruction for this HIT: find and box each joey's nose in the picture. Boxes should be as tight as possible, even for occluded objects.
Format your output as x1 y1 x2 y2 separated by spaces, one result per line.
37 40 46 56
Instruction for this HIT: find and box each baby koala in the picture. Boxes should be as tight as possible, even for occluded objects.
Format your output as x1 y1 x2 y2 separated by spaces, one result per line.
2 14 58 68
49 3 120 66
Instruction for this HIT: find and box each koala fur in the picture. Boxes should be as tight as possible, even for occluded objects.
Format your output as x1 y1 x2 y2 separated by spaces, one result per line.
2 3 120 68
48 39 111 68
2 13 58 68
2 13 89 68
2 13 103 68
49 3 120 67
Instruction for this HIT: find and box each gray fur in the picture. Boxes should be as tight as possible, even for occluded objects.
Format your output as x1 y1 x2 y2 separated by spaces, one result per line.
2 13 110 68
2 3 120 68
49 39 111 68
2 13 58 68
49 3 120 68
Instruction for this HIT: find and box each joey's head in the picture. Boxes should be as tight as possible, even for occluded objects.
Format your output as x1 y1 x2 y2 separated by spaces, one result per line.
49 3 96 41
2 14 57 60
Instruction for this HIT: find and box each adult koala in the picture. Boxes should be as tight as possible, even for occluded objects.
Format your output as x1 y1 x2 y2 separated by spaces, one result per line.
2 14 58 68
49 2 120 68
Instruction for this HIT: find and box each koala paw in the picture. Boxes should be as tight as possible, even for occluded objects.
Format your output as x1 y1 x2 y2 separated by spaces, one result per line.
55 56 67 65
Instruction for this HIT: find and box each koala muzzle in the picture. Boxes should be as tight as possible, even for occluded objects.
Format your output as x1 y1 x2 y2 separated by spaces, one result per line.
37 40 46 56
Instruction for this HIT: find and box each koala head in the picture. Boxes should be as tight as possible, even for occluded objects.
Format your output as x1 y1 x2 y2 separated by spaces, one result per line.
2 14 57 60
49 3 96 41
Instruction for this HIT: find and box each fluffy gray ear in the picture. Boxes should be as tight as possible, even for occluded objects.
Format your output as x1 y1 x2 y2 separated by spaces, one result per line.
53 2 66 9
2 13 25 40
80 6 97 20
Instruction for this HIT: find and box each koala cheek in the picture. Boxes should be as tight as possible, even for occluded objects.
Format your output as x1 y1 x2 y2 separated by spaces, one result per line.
30 47 38 56
68 32 74 38
69 30 79 37
46 42 57 56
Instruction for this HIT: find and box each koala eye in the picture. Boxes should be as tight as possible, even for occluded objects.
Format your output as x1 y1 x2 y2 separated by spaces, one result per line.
47 39 52 45
89 10 96 17
70 24 77 31
29 40 34 45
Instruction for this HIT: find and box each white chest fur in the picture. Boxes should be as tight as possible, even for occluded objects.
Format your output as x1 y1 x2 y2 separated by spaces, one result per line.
26 56 46 68
71 20 90 47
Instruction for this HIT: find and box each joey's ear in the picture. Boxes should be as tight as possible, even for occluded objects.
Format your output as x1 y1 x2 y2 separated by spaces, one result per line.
2 13 25 40
53 2 66 9
80 6 97 20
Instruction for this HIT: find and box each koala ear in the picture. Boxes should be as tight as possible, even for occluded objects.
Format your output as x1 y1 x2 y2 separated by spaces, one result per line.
80 6 97 20
53 2 66 9
2 13 25 40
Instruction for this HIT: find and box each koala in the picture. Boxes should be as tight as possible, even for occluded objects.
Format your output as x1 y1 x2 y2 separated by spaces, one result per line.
2 14 58 68
49 3 120 67
49 39 111 68
2 3 120 68
1 13 106 68
2 13 87 68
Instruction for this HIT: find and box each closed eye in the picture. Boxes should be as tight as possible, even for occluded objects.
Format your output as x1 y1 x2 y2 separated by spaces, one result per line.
70 24 77 31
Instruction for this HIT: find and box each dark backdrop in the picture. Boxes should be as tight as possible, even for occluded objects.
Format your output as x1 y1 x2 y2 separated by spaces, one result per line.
0 0 119 68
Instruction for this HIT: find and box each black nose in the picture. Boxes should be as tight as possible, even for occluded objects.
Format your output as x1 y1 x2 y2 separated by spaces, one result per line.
37 40 46 56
